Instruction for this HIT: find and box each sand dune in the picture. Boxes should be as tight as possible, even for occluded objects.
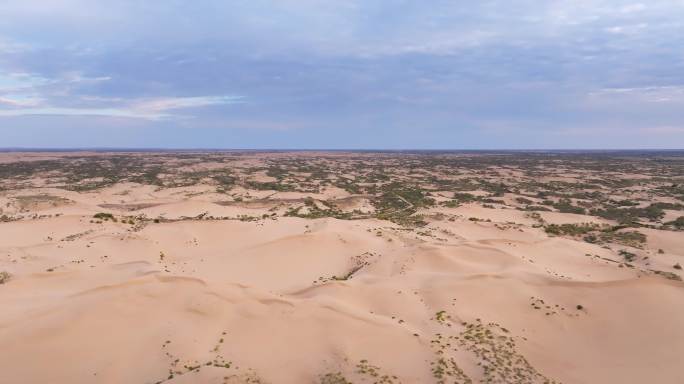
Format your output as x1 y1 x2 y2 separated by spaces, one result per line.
1 151 682 383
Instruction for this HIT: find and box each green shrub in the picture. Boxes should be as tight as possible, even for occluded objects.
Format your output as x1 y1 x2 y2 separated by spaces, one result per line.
523 205 552 212
545 223 597 236
552 199 586 214
319 372 352 384
453 192 477 202
516 197 533 205
600 230 646 247
665 216 684 229
592 204 666 224
619 250 637 262
93 212 115 221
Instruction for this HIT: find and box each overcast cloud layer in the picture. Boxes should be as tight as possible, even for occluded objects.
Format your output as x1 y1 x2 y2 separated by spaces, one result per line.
1 0 683 149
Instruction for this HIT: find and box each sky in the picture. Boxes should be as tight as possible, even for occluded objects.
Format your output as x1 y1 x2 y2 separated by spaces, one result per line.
1 0 683 149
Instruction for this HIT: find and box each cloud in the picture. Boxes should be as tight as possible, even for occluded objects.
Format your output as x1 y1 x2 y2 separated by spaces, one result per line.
0 95 43 107
0 72 50 92
620 3 647 13
640 125 684 134
589 86 684 103
0 95 243 120
131 96 243 114
0 68 244 120
604 23 648 35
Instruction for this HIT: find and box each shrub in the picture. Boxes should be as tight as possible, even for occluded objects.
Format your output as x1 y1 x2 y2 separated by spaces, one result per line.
523 205 552 212
372 183 434 226
599 230 646 247
583 234 598 243
516 197 533 205
453 192 477 202
665 216 684 229
592 204 666 224
93 212 115 221
652 270 682 281
545 223 597 236
552 198 586 214
320 372 352 384
610 199 639 207
619 250 637 262
0 271 11 284
246 181 294 192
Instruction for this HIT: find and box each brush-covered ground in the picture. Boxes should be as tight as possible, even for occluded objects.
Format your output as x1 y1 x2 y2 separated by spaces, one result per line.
0 150 683 384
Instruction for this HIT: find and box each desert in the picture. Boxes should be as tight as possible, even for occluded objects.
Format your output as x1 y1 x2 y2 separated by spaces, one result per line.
0 150 682 384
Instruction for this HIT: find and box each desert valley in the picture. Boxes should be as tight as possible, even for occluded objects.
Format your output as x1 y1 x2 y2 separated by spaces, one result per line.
0 150 682 384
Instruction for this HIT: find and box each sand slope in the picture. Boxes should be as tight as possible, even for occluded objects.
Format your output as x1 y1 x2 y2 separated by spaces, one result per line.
2 206 683 383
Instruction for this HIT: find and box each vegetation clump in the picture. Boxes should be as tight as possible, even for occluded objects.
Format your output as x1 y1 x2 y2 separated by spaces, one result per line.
619 250 637 262
356 359 398 384
545 223 598 236
591 204 666 224
599 230 646 247
551 198 586 214
456 320 559 384
651 270 682 281
545 223 647 248
0 271 11 284
373 183 434 227
247 180 295 192
284 197 355 220
93 212 115 221
319 372 352 384
665 216 684 229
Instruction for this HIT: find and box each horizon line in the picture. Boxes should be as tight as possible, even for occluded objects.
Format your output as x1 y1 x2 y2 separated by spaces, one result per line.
1 147 684 152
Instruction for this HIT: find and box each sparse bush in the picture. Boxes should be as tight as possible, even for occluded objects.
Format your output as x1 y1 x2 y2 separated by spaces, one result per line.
319 372 352 384
545 223 597 236
619 250 637 262
523 205 552 212
0 271 12 284
93 212 115 221
610 199 639 207
552 198 586 214
591 204 666 224
652 270 682 281
583 234 598 243
665 216 684 229
516 197 533 205
453 192 477 202
600 230 646 247
246 181 294 192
